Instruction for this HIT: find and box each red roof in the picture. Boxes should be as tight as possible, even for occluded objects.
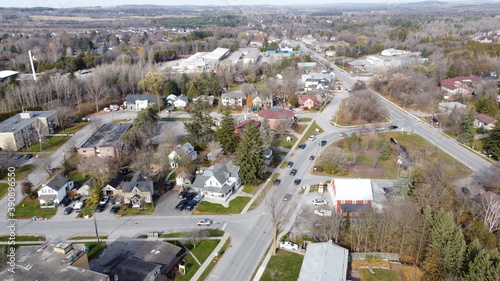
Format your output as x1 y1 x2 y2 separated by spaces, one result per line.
258 108 295 120
235 119 261 130
441 76 482 90
297 95 316 103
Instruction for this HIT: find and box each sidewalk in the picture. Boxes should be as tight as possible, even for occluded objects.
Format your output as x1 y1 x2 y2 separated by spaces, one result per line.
190 233 229 281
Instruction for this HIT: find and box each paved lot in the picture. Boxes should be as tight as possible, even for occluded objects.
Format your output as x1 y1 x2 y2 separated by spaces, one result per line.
90 239 147 275
153 187 200 216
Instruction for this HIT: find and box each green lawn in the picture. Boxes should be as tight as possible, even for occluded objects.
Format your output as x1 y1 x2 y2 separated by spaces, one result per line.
277 134 298 149
193 196 251 215
170 239 220 281
13 198 57 219
160 229 224 238
0 183 9 199
198 238 231 281
261 250 304 281
0 165 34 181
0 235 45 242
56 122 87 134
299 117 312 122
117 196 159 216
21 136 71 152
293 124 307 134
67 171 91 186
85 242 106 261
359 268 400 281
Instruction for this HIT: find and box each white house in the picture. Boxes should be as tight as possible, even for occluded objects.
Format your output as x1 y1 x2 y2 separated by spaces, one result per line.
168 142 197 169
38 175 74 208
474 114 497 130
173 94 189 109
125 94 158 111
221 92 244 107
191 164 241 203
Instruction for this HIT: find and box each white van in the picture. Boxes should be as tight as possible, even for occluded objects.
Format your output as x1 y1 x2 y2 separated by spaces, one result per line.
74 202 83 211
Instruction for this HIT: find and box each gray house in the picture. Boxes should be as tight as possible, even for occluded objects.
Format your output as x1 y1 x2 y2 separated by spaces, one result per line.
191 164 241 203
125 94 158 111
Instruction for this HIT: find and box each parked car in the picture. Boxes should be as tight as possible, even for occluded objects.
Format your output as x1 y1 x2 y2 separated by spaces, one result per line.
71 194 81 201
103 107 111 112
309 155 315 160
185 204 195 211
73 202 83 211
274 179 282 186
383 187 392 194
164 181 174 191
110 205 121 214
279 241 298 251
99 196 109 205
389 125 399 130
25 153 33 160
193 194 204 202
175 202 187 211
59 197 71 207
312 199 327 205
314 209 333 217
298 144 306 149
197 218 212 226
186 192 197 200
178 190 188 199
283 194 292 201
376 126 385 131
339 133 348 137
361 128 371 133
15 154 23 159
64 207 73 215
290 169 297 176
294 179 301 185
309 135 317 141
286 161 294 168
320 140 327 146
95 204 106 212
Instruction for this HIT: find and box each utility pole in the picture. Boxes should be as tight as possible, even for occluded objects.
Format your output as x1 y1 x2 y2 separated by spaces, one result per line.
93 212 100 242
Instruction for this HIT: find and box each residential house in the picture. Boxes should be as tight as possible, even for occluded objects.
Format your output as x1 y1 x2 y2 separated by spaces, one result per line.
235 119 261 139
38 175 74 208
297 95 316 109
263 148 273 166
257 108 295 130
119 172 154 208
441 76 482 97
193 95 215 106
0 243 109 281
0 111 58 151
165 94 178 105
191 164 241 202
173 94 189 109
304 78 329 92
221 92 244 107
297 62 318 72
78 123 131 159
298 242 348 281
168 142 197 169
327 178 373 214
125 94 158 111
301 71 335 83
175 171 195 187
474 114 497 130
250 92 272 110
101 174 126 197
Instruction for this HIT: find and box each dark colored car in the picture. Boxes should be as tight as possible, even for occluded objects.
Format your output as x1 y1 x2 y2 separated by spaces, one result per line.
178 190 188 199
95 204 106 212
294 179 302 185
309 155 315 160
186 192 197 201
273 179 282 186
290 169 297 176
64 207 73 215
283 194 292 201
184 204 195 211
15 154 23 159
71 195 82 201
320 140 327 146
286 161 294 168
175 202 187 211
60 197 71 207
389 125 399 130
25 153 34 160
164 181 174 191
298 144 306 149
383 187 392 194
110 205 121 214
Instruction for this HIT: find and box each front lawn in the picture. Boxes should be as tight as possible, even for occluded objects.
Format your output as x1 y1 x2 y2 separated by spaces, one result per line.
117 196 159 216
169 239 220 281
0 235 45 242
359 268 400 281
277 134 297 149
21 136 71 152
0 165 34 181
261 250 304 281
0 183 9 199
297 121 324 148
14 197 57 219
193 196 251 215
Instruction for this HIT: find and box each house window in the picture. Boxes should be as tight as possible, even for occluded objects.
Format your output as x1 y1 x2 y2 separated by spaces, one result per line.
340 200 345 204
82 150 86 153
363 200 368 204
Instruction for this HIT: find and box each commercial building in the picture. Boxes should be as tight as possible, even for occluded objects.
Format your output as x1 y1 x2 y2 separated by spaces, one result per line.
78 123 131 159
298 242 349 281
0 111 58 151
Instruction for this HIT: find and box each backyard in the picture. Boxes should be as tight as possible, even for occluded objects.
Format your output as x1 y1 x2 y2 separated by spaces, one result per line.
260 250 304 281
170 239 221 281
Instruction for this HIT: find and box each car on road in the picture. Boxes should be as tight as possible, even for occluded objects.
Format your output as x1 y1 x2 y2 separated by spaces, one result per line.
290 169 297 176
308 135 317 141
298 144 306 149
273 179 282 186
15 154 23 159
376 126 385 131
309 155 315 160
314 209 333 217
197 218 212 226
383 187 392 194
361 128 371 133
64 207 73 215
99 196 109 205
279 241 298 251
164 181 174 191
340 133 348 137
95 204 106 212
320 140 327 146
110 205 121 214
294 179 301 185
389 125 399 130
312 199 327 205
25 153 33 160
286 161 294 168
283 194 292 201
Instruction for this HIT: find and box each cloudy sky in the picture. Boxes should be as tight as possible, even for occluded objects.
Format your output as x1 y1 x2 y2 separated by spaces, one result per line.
1 0 454 9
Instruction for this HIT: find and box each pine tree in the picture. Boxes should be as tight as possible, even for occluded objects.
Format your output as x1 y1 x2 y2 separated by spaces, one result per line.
235 121 265 185
458 107 475 143
216 107 238 153
187 82 199 101
184 98 215 149
181 73 190 96
164 80 179 96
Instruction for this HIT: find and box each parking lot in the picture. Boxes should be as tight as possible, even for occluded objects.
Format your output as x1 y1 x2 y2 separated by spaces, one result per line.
153 186 202 216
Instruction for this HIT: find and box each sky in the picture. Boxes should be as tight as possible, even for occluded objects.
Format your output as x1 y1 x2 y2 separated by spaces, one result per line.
0 0 459 9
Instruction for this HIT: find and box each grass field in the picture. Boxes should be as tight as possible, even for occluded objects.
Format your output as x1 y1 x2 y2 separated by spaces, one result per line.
0 183 9 199
56 122 88 134
21 136 71 153
169 239 220 281
277 134 298 149
0 235 45 242
261 250 304 281
14 197 57 219
85 242 106 261
359 268 400 281
160 229 224 238
0 165 34 181
193 196 251 215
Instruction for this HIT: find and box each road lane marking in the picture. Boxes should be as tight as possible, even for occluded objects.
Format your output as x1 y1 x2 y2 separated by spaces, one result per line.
221 222 227 231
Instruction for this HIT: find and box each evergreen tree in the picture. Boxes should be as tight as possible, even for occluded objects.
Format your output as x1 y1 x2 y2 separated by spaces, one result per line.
187 82 199 101
181 73 190 95
184 99 214 149
457 107 475 143
235 121 265 185
216 107 238 153
260 117 273 149
164 80 179 96
484 124 500 159
423 207 466 280
462 249 494 281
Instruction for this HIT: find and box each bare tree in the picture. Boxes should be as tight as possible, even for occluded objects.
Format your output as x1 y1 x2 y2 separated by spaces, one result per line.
84 75 106 112
77 157 118 206
481 193 500 233
265 195 288 255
